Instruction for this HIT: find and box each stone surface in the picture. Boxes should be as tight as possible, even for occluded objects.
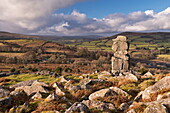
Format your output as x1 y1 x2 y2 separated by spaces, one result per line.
115 72 138 82
32 80 49 87
111 35 129 73
119 103 129 111
141 76 170 100
144 103 168 113
0 87 10 98
55 84 65 96
14 81 49 96
31 91 43 100
0 96 12 107
82 100 116 112
8 103 29 113
60 76 70 83
10 80 36 88
146 98 170 110
65 102 90 113
89 87 130 101
127 109 137 113
157 92 170 101
45 92 59 101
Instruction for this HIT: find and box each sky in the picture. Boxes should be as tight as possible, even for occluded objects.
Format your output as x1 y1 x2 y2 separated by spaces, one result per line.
0 0 170 36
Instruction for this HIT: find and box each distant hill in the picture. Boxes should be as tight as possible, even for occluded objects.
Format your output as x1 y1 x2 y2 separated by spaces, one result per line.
0 31 102 42
0 31 40 40
108 32 170 40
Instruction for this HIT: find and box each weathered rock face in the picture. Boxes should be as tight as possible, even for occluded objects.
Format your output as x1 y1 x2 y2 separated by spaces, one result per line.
45 92 59 101
10 80 36 88
0 87 10 98
140 76 170 100
65 102 90 113
31 91 43 100
111 35 129 73
144 103 168 113
89 87 130 101
82 100 116 112
13 80 49 96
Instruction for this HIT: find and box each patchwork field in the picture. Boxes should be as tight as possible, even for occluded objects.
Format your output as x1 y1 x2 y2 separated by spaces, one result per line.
65 32 170 52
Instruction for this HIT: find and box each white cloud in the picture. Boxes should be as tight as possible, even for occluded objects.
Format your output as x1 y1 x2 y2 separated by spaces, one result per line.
0 0 85 32
0 1 170 35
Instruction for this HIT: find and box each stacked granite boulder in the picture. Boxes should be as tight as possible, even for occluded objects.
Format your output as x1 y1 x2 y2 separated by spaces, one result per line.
111 36 130 74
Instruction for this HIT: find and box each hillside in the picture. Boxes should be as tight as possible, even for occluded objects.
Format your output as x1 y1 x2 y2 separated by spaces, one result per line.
65 32 170 51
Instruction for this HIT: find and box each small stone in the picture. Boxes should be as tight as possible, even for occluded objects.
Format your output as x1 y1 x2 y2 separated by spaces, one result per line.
31 91 43 100
45 92 59 101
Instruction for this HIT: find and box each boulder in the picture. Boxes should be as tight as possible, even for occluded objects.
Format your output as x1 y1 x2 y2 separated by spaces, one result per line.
0 96 12 107
142 71 154 78
146 98 170 110
14 81 49 96
89 87 130 101
157 92 170 101
60 76 70 83
55 84 65 96
144 103 168 113
141 76 170 100
110 87 130 98
119 103 129 111
8 103 29 113
32 80 48 87
127 109 136 113
0 87 10 98
115 72 138 82
68 85 81 92
45 92 59 101
10 80 36 88
65 102 90 113
31 91 43 100
10 90 29 106
89 88 118 101
82 100 116 112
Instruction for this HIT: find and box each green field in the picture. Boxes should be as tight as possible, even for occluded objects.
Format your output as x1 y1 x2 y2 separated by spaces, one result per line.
62 32 170 52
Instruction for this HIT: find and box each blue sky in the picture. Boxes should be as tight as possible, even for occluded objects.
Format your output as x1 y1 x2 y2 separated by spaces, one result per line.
0 0 170 35
56 0 170 18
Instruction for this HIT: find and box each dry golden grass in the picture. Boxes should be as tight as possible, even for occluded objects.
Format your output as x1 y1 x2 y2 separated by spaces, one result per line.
0 52 24 57
157 54 170 59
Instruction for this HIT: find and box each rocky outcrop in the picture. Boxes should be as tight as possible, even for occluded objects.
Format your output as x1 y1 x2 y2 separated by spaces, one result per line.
53 83 65 96
45 92 59 101
31 91 43 100
14 80 49 96
0 86 10 98
111 36 129 73
82 100 116 112
115 72 138 82
144 103 168 113
0 96 12 107
65 102 90 113
8 103 30 113
89 87 130 101
10 80 36 88
139 76 170 100
157 92 170 101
